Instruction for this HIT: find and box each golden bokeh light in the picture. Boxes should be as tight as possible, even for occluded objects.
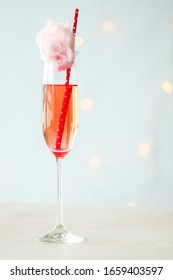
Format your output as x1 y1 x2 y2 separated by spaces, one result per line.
102 21 115 31
138 142 150 156
80 98 93 111
162 81 173 94
75 36 84 47
89 156 102 168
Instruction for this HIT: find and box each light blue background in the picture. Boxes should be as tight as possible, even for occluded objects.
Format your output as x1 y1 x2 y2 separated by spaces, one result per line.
0 0 173 207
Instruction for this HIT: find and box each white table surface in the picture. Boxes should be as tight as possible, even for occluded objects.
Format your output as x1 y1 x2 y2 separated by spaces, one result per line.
0 203 173 260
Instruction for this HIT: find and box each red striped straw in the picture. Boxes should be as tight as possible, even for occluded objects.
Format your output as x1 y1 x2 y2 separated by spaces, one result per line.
55 8 79 151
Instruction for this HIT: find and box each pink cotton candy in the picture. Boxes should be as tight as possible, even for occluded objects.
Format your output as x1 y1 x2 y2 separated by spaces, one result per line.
36 20 75 71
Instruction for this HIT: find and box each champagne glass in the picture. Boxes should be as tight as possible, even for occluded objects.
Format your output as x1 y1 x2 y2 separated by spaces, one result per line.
39 62 84 243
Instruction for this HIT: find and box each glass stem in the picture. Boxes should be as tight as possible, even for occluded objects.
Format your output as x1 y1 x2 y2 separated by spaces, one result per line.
56 158 64 227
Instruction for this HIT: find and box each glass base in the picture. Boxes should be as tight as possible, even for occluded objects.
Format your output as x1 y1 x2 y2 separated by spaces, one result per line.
38 225 84 244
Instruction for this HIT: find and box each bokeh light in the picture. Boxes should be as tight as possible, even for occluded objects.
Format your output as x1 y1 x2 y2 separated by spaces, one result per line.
80 98 93 111
89 156 102 168
138 142 150 156
102 21 115 31
75 36 84 47
162 81 173 94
